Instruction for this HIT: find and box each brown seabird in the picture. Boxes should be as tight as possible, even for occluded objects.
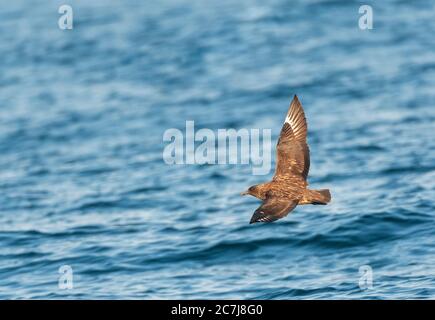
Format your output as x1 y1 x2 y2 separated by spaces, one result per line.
241 95 331 224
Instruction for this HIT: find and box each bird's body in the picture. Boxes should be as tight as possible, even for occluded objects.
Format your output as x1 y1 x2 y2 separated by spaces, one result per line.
241 95 331 224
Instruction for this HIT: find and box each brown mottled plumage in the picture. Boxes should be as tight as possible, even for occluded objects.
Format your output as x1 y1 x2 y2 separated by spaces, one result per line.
241 95 331 224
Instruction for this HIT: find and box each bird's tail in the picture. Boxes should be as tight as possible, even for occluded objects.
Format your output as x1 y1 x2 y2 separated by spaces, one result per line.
300 189 331 205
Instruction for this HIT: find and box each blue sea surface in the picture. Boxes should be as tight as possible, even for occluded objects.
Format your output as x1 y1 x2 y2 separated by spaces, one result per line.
0 0 435 299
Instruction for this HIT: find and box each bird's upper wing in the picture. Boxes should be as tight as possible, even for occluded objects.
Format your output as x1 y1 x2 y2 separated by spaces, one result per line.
250 196 298 223
273 95 310 180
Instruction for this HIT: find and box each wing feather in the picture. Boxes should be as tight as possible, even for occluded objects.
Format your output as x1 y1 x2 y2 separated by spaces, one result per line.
250 196 298 224
273 95 310 180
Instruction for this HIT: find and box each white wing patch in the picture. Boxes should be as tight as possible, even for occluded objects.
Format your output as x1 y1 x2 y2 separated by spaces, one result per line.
285 114 291 124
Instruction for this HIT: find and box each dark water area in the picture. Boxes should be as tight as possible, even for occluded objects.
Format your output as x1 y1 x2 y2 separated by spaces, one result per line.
0 0 434 299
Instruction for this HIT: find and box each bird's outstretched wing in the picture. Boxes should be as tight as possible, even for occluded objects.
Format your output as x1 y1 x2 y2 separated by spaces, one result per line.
250 196 298 224
273 95 310 180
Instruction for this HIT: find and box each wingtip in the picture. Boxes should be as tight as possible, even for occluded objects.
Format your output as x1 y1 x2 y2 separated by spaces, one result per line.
289 95 302 111
285 94 304 124
249 213 260 224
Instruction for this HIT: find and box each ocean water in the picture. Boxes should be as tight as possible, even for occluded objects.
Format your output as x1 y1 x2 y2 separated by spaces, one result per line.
1 0 435 299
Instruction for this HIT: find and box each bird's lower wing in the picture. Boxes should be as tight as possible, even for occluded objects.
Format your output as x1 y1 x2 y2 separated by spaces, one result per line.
250 197 298 224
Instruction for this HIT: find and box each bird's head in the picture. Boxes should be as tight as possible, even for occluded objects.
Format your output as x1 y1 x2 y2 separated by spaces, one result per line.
240 185 260 197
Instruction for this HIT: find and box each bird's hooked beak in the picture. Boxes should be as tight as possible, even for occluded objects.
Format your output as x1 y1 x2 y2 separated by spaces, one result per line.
240 190 249 196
